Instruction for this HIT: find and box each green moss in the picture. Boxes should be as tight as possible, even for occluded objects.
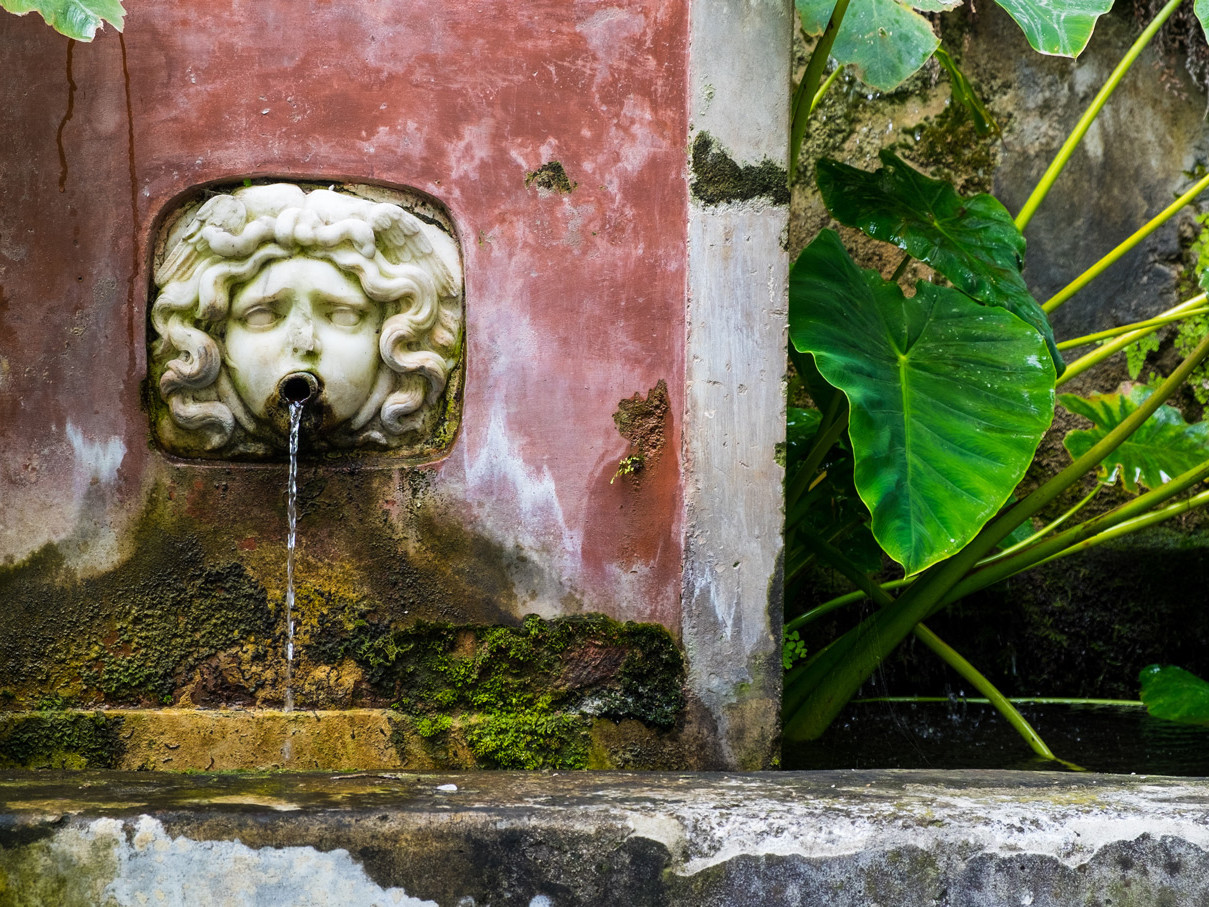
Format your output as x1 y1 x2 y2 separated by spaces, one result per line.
1 494 686 768
691 132 790 206
465 705 590 769
316 612 685 769
414 714 453 739
0 712 125 769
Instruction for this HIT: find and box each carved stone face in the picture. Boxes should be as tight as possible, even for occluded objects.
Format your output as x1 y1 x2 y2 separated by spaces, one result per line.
147 182 464 460
225 257 384 428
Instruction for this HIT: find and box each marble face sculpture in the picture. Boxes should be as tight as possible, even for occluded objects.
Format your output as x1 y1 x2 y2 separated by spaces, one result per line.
149 184 463 458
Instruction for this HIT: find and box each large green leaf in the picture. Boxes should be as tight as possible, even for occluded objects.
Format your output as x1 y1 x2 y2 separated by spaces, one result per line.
797 0 939 92
816 151 1063 372
2 0 124 39
994 0 1113 58
1060 387 1209 493
790 230 1056 574
1197 0 1209 48
1139 664 1209 726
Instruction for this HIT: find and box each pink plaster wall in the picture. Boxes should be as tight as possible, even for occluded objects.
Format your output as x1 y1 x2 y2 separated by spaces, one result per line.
0 2 688 628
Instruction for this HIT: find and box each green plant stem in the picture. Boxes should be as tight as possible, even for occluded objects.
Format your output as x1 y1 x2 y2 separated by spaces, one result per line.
786 394 848 511
786 329 1209 740
789 517 1064 762
911 622 1065 764
1021 485 1209 573
1013 0 1184 231
811 65 844 114
1043 171 1209 313
855 696 1143 707
785 513 868 589
890 254 911 283
1058 294 1208 385
938 460 1209 613
785 577 913 633
785 484 1102 633
1057 309 1209 350
790 0 851 176
976 483 1103 567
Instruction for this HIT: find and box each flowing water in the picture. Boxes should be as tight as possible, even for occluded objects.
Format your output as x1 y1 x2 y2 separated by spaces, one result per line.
283 401 303 713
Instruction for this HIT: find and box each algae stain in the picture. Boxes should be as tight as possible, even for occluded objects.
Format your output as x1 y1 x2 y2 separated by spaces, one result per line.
0 711 125 770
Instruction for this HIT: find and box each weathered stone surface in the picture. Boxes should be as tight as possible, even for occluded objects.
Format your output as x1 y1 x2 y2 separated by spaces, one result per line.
0 0 789 770
4 770 1209 905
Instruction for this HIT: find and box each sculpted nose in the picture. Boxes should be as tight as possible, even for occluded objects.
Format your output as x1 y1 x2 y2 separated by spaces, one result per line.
288 313 320 354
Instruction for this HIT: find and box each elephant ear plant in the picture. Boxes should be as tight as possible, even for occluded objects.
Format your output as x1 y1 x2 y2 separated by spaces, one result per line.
785 0 1209 763
1 0 124 40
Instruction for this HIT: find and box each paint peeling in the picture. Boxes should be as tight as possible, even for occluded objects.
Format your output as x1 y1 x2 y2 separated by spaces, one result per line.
8 816 437 906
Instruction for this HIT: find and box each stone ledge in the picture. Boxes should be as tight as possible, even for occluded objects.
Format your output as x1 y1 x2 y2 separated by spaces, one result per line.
3 770 1209 905
0 708 711 772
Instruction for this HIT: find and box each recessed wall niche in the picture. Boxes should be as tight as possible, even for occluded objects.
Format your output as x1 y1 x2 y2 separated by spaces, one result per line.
147 181 464 461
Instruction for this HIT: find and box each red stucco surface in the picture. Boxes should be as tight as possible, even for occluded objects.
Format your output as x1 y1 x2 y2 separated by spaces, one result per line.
0 2 688 627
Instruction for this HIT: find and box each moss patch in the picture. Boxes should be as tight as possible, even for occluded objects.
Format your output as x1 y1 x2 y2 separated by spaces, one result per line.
0 712 125 769
0 476 688 769
691 132 790 206
319 613 686 770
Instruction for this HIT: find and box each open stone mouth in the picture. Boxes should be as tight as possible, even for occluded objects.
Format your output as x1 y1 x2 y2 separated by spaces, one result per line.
279 372 320 407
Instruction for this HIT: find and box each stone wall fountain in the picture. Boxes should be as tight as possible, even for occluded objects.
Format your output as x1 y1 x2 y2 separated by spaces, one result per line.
0 0 786 772
4 1 1209 903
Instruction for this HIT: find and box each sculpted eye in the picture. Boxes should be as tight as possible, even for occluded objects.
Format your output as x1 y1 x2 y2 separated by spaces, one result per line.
242 307 278 328
329 307 363 327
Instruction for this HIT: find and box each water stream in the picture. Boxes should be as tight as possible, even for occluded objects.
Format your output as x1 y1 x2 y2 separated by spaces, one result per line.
283 401 303 713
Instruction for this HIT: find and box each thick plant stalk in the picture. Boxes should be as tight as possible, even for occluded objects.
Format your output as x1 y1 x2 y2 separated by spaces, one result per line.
858 696 1142 707
790 0 851 176
1014 0 1184 231
912 623 1068 765
785 394 847 511
1031 486 1209 563
1059 294 1208 385
943 465 1209 604
788 521 1065 761
786 330 1209 740
977 484 1103 567
786 483 1103 632
1057 308 1209 350
1044 171 1209 313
